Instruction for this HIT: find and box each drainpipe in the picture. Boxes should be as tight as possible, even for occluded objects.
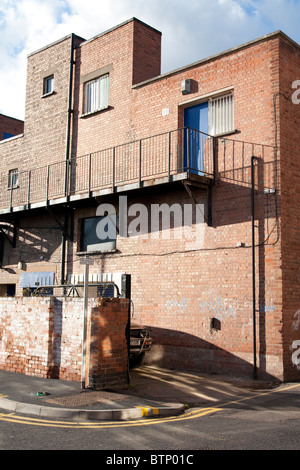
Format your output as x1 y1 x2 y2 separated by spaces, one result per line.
65 32 75 194
60 215 67 285
251 156 258 380
61 33 75 285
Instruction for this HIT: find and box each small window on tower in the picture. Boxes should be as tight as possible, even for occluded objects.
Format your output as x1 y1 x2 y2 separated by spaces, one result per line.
43 75 54 95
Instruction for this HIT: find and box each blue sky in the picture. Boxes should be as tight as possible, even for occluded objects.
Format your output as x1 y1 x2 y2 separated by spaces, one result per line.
1 0 300 120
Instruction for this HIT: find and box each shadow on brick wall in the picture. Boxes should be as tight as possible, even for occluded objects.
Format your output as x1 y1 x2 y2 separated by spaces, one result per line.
146 326 279 382
47 297 63 379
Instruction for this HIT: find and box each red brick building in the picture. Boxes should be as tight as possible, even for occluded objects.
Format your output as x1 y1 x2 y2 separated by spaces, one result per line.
0 114 24 141
1 18 300 382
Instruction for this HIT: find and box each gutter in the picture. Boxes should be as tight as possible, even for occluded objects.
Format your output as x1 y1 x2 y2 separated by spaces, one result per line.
61 33 75 285
251 156 258 380
65 32 75 195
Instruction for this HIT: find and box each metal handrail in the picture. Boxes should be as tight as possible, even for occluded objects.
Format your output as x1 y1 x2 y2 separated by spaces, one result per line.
33 281 121 298
1 127 214 212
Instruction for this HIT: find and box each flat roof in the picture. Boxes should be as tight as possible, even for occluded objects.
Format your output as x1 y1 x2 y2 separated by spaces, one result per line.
133 29 300 88
80 17 161 47
27 33 85 57
27 17 161 57
0 113 24 123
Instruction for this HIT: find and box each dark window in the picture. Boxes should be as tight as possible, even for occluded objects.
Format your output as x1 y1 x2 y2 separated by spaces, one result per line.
6 284 16 296
97 283 116 297
80 215 116 252
0 233 4 265
23 287 53 297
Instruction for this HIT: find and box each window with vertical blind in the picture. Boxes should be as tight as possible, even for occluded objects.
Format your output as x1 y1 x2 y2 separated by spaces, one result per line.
84 74 109 114
208 93 234 135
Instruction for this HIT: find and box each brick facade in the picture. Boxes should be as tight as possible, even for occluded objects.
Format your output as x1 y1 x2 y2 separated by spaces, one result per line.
0 296 129 388
1 18 300 382
88 298 130 389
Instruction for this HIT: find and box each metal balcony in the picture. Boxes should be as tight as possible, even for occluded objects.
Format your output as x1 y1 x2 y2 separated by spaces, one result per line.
0 127 214 215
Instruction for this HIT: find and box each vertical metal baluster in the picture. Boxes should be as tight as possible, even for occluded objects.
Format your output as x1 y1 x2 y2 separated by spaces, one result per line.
168 131 171 181
27 170 31 208
46 165 49 204
9 173 13 212
88 153 91 196
112 147 115 190
139 140 142 187
187 128 190 172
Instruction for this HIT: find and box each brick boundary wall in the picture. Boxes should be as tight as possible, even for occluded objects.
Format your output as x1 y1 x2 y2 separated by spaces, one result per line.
0 296 130 389
88 298 130 389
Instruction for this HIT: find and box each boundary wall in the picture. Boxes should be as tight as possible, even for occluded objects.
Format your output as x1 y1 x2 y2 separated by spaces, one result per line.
0 296 130 389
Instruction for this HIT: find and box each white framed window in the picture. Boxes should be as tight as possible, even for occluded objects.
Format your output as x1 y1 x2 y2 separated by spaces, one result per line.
84 74 109 114
209 93 234 136
44 75 54 95
8 168 18 189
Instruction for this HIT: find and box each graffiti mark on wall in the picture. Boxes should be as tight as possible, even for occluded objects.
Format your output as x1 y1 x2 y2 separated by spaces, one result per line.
291 310 300 370
165 296 276 322
292 341 300 369
259 304 275 313
292 310 300 330
165 298 189 314
199 297 236 321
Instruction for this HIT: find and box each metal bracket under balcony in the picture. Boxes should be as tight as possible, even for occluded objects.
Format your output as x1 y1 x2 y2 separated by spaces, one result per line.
0 128 214 216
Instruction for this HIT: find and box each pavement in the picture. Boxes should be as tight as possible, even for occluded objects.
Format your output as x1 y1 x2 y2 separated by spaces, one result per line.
0 365 282 422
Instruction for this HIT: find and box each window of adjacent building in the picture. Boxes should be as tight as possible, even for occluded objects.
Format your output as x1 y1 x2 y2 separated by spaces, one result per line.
3 132 14 140
44 75 54 95
23 287 53 296
80 215 116 252
8 168 18 189
0 284 16 297
84 74 109 114
208 93 234 136
20 271 54 296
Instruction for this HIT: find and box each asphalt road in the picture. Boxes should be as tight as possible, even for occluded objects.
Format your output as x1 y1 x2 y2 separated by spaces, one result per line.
1 381 300 452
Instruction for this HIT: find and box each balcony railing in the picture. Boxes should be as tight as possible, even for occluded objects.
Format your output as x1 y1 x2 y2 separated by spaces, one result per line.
0 128 214 213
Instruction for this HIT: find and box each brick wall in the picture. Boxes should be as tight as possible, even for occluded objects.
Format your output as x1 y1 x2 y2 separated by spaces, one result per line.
73 19 162 157
0 296 129 389
278 38 300 381
69 178 284 381
88 298 130 389
2 23 300 382
131 36 280 145
0 34 84 209
62 32 287 381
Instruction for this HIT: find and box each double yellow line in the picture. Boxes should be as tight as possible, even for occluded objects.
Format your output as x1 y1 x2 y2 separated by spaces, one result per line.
0 407 221 429
0 382 299 429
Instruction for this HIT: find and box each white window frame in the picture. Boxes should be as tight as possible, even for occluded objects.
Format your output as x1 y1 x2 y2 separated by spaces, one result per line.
208 93 234 136
84 74 109 115
8 168 18 189
44 75 54 95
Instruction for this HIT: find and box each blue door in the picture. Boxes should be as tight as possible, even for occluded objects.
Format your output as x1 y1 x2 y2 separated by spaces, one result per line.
184 102 208 174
